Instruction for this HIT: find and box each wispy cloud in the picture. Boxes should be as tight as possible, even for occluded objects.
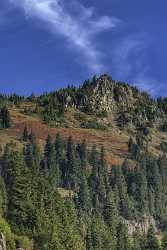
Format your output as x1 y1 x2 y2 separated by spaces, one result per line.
111 33 164 97
112 33 148 79
8 0 119 72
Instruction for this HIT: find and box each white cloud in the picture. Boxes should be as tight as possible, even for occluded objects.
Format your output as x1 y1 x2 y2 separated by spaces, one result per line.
112 33 148 79
111 33 164 97
9 0 119 72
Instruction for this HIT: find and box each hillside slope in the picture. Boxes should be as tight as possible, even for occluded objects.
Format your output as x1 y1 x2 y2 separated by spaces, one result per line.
0 74 167 167
0 75 167 249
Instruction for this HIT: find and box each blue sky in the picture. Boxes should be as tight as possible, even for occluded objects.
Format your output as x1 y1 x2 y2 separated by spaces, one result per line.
0 0 167 97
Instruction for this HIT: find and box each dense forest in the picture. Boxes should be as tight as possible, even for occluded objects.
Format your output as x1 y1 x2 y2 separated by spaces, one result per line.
0 132 166 249
0 75 167 249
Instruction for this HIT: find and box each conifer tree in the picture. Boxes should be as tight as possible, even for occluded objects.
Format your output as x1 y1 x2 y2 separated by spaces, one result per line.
78 174 91 212
22 126 29 142
104 191 118 250
65 136 81 191
77 140 87 172
6 151 34 233
116 222 131 250
0 107 11 129
162 233 167 250
146 226 160 250
111 166 133 219
44 134 53 169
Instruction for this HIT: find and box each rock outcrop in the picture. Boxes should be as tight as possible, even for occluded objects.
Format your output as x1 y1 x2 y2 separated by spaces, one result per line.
0 233 6 250
76 74 160 128
124 215 156 235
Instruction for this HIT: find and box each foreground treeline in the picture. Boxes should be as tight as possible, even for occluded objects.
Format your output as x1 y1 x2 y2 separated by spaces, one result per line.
0 133 166 249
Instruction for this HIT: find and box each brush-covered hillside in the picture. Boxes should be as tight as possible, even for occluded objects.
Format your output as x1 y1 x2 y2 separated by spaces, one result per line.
0 75 167 249
1 74 167 165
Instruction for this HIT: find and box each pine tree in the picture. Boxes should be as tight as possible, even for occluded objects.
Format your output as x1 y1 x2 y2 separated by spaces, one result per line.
89 146 108 211
104 191 118 228
28 130 36 145
146 226 160 250
162 233 167 250
116 222 131 250
86 228 93 250
89 145 99 194
22 126 29 141
55 133 63 164
0 107 11 129
6 151 35 233
64 136 81 191
78 174 91 212
100 147 110 194
90 213 105 250
44 134 53 169
131 235 142 250
110 166 133 219
104 191 118 250
77 140 87 172
44 135 60 186
0 177 7 216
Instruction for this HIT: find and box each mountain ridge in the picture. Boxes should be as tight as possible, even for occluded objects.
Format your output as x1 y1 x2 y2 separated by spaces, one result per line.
0 74 166 167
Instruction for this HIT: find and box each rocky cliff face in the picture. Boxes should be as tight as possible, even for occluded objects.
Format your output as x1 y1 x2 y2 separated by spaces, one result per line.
124 216 156 235
40 74 164 129
87 75 136 112
78 74 160 128
0 233 25 250
0 233 6 250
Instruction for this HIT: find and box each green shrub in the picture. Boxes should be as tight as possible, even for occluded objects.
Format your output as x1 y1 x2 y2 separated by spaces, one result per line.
0 217 15 250
160 142 167 153
81 119 106 130
161 121 167 132
97 110 108 118
15 235 33 250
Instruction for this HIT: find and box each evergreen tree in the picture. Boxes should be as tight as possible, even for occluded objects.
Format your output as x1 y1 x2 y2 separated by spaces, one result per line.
162 233 167 250
89 146 108 211
116 222 131 250
0 107 11 129
5 151 35 233
44 134 53 169
90 213 105 250
104 191 118 250
77 140 87 172
146 226 160 250
64 137 81 191
77 174 91 213
22 126 29 142
44 135 60 186
110 166 133 219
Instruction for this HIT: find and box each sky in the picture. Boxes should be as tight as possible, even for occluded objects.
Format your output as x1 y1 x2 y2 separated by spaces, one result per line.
0 0 167 97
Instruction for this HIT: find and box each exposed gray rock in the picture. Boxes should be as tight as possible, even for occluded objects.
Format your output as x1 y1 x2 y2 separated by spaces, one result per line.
0 233 6 250
124 215 156 235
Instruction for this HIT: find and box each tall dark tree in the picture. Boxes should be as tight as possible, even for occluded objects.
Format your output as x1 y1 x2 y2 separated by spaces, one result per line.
5 151 35 233
64 136 81 191
22 126 29 142
146 226 160 250
162 233 167 250
116 222 131 250
0 107 11 128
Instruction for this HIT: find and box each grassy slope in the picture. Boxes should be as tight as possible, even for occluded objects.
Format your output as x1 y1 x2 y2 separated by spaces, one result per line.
0 102 166 168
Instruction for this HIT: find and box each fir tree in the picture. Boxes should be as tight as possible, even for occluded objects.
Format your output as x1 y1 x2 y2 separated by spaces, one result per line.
162 233 167 250
146 226 160 250
22 126 29 142
116 222 131 250
0 107 11 129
